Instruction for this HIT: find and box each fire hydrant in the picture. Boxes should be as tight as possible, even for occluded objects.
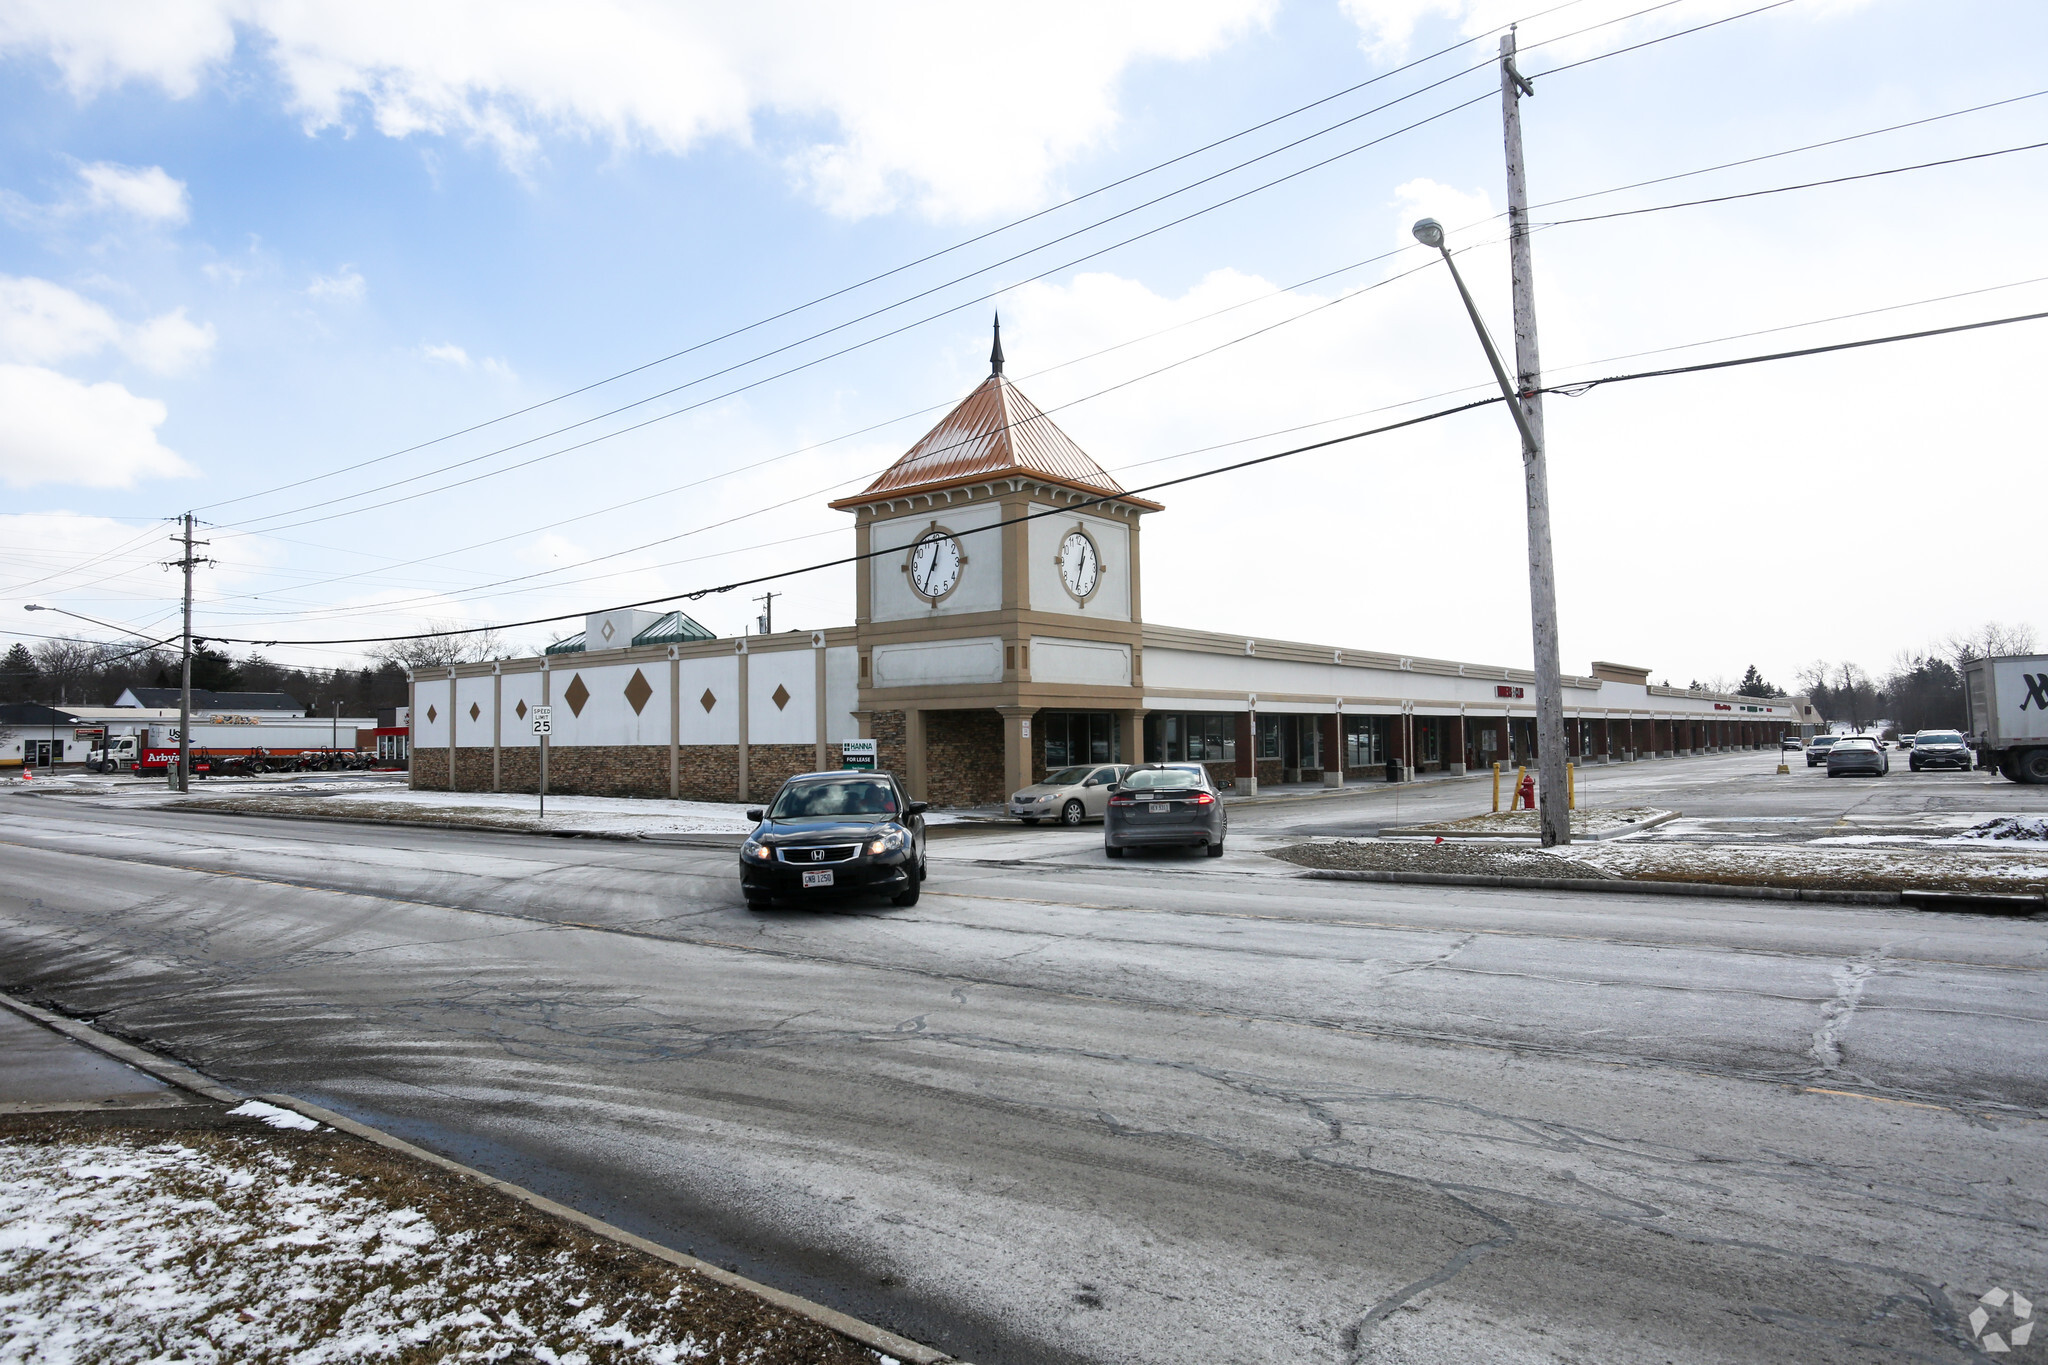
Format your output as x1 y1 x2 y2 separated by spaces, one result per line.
1515 772 1536 810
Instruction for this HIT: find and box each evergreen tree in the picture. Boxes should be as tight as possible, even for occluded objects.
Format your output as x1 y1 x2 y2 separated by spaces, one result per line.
1735 665 1781 698
1 643 37 703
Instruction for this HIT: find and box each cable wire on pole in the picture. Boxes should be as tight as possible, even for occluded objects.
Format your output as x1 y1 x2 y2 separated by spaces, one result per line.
195 306 2048 649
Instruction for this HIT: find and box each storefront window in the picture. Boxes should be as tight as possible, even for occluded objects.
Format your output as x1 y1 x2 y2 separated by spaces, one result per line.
1043 712 1119 768
1256 715 1280 759
1343 716 1383 769
1146 713 1239 764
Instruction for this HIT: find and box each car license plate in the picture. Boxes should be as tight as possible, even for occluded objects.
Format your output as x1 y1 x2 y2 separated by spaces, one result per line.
1150 802 1171 814
802 870 834 888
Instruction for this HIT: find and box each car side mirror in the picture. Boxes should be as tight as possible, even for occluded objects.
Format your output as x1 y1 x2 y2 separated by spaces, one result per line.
745 808 764 822
1107 783 1122 793
906 801 929 817
1083 777 1099 787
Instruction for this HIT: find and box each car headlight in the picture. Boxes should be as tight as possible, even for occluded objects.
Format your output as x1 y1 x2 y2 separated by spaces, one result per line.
867 827 908 855
742 840 771 861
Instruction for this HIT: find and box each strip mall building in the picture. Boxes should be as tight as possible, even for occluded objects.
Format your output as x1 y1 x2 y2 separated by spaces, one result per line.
411 336 1816 804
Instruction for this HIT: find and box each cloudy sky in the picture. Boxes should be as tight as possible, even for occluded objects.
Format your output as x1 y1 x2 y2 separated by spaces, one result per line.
2 0 2042 689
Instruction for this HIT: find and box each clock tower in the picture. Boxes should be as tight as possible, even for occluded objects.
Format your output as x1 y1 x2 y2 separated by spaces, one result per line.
830 318 1161 803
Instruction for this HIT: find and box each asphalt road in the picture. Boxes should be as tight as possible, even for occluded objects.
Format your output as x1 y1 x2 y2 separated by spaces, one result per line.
2 755 2045 1364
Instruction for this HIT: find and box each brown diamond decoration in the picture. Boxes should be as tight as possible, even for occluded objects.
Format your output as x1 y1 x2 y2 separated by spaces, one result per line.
699 688 717 713
771 683 792 711
426 705 437 723
468 702 480 722
563 673 590 718
515 700 527 720
623 668 653 716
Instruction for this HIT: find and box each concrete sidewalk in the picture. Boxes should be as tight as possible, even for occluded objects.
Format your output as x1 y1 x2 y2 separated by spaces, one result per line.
0 1000 196 1115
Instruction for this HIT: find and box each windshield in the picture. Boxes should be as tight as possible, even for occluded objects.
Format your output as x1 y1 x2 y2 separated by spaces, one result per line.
1918 732 1964 743
769 778 899 819
1834 738 1877 750
1122 767 1204 791
1042 766 1094 786
1809 736 1839 746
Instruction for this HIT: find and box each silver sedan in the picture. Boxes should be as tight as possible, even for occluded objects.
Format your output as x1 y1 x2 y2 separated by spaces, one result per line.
1010 763 1130 825
1105 763 1226 858
1826 736 1890 778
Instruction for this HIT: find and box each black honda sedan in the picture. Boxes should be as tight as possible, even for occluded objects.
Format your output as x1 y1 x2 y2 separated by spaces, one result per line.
740 770 927 909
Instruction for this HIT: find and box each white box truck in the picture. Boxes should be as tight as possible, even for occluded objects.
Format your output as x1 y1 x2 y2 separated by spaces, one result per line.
1962 655 2048 784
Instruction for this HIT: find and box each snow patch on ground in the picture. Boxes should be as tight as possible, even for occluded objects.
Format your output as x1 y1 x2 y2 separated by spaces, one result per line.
228 1099 321 1131
0 1137 734 1363
1952 816 2048 843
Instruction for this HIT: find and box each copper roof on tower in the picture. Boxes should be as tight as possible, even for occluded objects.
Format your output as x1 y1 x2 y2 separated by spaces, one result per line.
830 373 1162 510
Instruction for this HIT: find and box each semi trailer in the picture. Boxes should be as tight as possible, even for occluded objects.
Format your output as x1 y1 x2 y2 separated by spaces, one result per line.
1962 654 2048 784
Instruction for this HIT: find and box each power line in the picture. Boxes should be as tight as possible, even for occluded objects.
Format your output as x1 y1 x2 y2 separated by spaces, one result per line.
186 0 1622 519
209 0 1770 536
1528 87 2048 213
1539 140 2048 227
217 87 1505 536
200 306 2048 648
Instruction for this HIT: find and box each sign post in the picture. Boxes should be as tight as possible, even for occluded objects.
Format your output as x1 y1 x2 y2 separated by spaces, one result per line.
531 706 553 818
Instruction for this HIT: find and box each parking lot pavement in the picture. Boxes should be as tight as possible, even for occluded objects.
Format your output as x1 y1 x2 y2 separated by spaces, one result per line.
4 785 2046 1364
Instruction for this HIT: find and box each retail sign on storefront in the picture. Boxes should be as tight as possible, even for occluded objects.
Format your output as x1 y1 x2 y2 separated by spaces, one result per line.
1496 685 1525 699
841 738 876 770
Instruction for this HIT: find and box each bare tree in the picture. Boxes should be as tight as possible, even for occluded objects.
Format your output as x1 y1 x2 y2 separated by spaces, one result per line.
31 636 104 705
1944 621 2039 669
366 620 505 671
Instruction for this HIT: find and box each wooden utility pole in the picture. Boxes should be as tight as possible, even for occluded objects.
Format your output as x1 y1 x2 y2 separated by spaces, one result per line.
169 512 209 793
1501 29 1570 848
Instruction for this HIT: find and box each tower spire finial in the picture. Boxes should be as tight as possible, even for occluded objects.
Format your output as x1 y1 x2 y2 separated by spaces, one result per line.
990 312 1005 377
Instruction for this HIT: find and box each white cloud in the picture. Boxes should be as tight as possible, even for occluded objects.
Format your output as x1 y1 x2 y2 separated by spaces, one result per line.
0 276 215 374
77 161 190 223
123 307 216 374
306 266 365 302
1338 0 1863 61
0 1 1275 220
0 364 194 488
422 342 470 367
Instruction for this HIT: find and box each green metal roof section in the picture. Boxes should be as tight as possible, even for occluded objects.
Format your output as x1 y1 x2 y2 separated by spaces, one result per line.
541 611 713 656
632 611 716 646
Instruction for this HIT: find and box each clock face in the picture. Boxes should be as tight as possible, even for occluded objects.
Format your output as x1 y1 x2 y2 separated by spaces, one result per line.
909 531 963 600
1059 530 1099 599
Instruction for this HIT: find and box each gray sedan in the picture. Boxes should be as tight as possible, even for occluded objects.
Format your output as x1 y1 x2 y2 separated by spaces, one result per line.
1826 736 1889 778
1105 763 1226 858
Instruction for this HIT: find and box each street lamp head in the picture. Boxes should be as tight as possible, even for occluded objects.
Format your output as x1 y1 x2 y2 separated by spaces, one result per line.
24 603 45 611
1410 217 1446 249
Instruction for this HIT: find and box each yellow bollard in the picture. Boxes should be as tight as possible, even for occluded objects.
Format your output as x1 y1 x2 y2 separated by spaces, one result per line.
1567 762 1576 811
1492 761 1502 813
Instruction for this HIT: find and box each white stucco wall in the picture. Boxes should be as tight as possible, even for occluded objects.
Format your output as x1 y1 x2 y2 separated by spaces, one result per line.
1031 636 1131 686
872 636 1004 688
678 656 740 745
1027 507 1130 620
869 503 1003 622
824 644 859 743
502 671 543 749
746 648 815 746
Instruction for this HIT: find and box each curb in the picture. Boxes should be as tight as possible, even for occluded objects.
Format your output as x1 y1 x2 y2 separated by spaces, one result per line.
1379 810 1681 842
1296 868 1901 905
257 1095 961 1365
160 802 659 843
0 991 963 1365
1294 869 2048 911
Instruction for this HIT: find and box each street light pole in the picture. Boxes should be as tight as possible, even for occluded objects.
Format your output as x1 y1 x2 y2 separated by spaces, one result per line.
1410 35 1570 848
1498 28 1569 850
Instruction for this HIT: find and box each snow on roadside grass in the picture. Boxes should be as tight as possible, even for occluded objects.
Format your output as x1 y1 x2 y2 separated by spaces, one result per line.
1953 816 2048 843
0 1126 885 1364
